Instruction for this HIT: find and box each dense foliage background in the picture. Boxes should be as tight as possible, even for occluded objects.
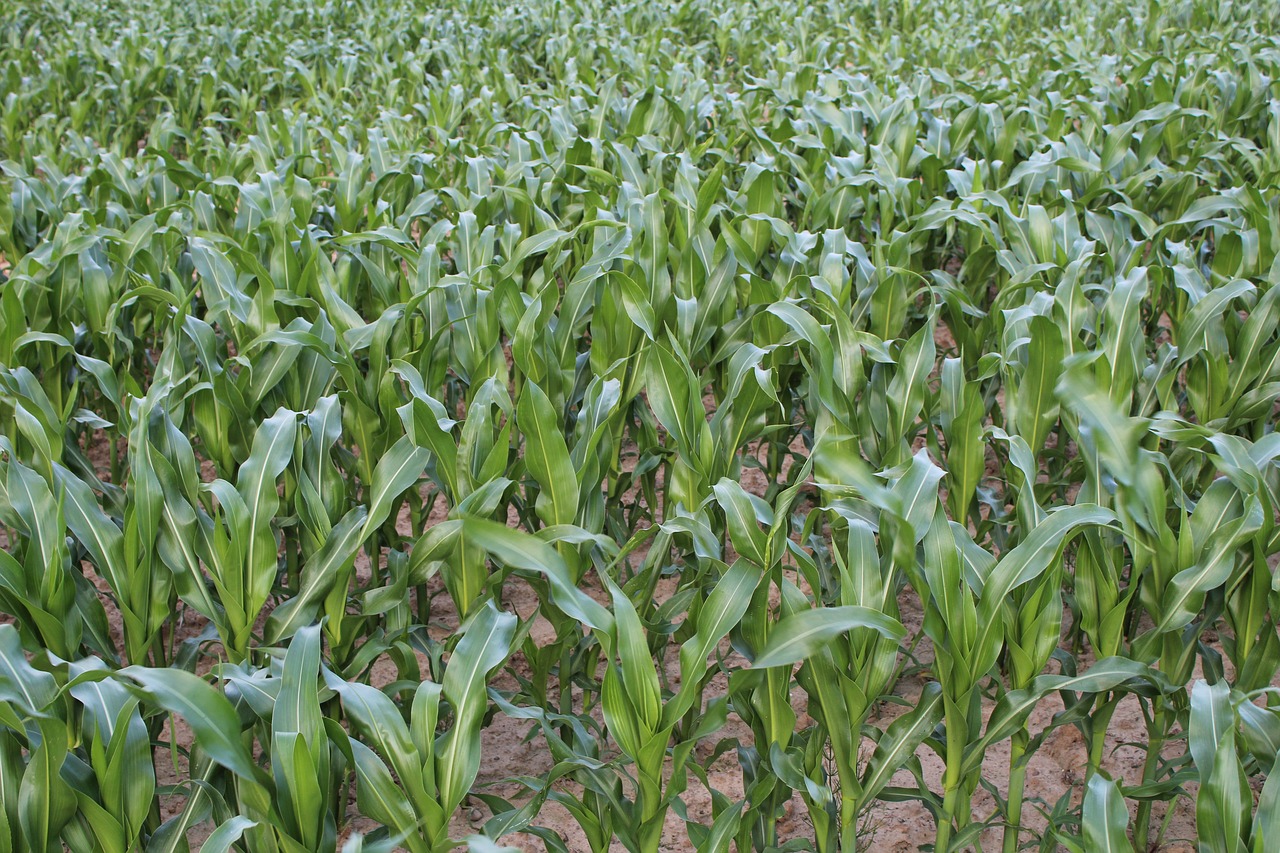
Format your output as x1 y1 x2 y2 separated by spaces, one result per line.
1 0 1279 850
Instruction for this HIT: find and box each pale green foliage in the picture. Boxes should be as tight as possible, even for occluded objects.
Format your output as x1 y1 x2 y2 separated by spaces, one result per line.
0 0 1278 851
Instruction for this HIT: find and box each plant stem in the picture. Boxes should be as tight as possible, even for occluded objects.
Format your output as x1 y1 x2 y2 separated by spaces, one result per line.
1133 705 1166 852
936 705 966 853
839 796 859 853
1002 728 1029 853
1086 694 1117 777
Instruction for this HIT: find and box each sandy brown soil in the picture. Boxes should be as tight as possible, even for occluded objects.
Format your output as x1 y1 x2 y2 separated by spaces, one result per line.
444 587 1202 853
68 424 1246 852
139 567 1211 852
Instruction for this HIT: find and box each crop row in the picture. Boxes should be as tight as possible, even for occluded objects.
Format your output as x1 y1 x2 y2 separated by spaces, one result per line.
1 1 1278 851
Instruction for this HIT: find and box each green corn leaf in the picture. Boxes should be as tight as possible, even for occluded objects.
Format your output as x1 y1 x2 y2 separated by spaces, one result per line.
266 505 369 642
17 718 76 853
201 817 258 853
752 606 905 669
117 667 261 784
859 682 943 806
1253 757 1280 852
665 559 761 727
189 237 253 327
360 435 431 540
347 739 431 853
965 657 1159 773
438 603 516 814
602 578 661 735
1190 679 1234 788
517 381 578 527
1082 775 1133 853
274 623 324 746
0 625 56 716
970 505 1114 677
1157 496 1264 633
458 520 613 631
711 479 768 567
237 407 298 610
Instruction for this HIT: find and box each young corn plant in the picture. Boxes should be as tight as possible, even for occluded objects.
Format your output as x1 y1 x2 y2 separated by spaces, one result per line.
332 601 516 853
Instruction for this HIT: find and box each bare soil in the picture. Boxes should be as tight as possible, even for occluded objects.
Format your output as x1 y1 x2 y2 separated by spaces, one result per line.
75 430 1222 852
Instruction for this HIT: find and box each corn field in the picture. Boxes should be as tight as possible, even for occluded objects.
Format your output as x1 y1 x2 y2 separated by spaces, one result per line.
0 0 1278 850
